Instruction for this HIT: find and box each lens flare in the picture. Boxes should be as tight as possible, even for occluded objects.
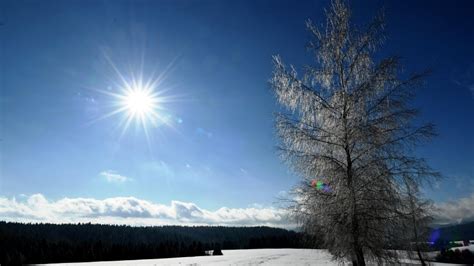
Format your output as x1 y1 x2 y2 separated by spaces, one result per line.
310 179 331 192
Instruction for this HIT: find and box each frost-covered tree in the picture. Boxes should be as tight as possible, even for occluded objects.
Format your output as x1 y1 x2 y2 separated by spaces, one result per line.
397 176 433 266
270 1 439 265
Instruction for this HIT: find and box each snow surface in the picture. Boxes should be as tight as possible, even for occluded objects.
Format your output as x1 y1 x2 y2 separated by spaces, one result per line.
44 248 456 266
44 249 337 266
450 244 474 252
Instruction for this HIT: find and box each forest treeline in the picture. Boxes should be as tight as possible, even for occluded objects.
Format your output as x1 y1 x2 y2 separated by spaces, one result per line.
2 220 471 265
0 221 308 265
433 221 474 243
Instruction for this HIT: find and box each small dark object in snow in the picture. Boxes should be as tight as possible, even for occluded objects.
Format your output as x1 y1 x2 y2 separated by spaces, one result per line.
213 248 223 256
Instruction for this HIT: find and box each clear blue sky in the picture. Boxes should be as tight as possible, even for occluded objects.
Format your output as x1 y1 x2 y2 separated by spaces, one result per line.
1 0 473 224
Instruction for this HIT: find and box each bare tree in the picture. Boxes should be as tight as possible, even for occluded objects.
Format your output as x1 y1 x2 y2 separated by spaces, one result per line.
399 176 433 266
270 1 439 265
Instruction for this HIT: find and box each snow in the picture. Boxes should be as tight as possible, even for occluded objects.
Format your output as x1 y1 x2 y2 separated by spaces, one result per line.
44 249 337 265
450 244 474 252
43 248 458 266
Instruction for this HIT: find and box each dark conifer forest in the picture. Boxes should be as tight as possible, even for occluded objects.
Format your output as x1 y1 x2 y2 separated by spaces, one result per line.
0 221 305 265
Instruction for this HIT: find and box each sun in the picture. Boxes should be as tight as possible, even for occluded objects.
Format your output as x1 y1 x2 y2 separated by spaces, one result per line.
123 87 156 117
86 55 180 142
89 75 173 141
116 82 167 136
114 81 165 136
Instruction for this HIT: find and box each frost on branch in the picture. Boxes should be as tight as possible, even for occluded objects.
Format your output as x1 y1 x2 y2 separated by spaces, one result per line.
270 0 439 265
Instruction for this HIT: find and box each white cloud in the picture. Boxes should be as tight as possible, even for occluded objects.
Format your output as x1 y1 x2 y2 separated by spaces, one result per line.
0 194 294 228
3 193 474 227
100 170 131 183
433 193 474 224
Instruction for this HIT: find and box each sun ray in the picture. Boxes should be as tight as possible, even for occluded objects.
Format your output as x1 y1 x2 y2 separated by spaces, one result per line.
119 112 135 139
81 53 185 151
85 105 129 127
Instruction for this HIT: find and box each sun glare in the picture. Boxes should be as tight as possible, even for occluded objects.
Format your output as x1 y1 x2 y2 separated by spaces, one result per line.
87 54 180 143
123 87 155 116
113 82 165 137
89 75 173 141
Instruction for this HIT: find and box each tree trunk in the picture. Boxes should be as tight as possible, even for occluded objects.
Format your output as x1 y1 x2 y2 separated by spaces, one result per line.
352 246 366 266
416 248 426 266
343 91 366 266
356 248 366 266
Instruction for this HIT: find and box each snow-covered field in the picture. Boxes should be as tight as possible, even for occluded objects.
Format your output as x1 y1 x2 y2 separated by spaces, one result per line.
44 249 337 266
44 248 456 266
450 244 474 252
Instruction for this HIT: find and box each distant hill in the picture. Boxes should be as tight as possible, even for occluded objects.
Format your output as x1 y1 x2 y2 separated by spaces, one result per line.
0 221 306 265
432 221 474 241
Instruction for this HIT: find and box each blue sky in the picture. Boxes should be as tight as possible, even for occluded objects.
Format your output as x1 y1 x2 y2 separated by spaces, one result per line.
1 0 473 226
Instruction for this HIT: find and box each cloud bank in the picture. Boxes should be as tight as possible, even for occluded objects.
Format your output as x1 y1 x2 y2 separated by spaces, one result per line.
1 192 473 227
0 194 293 228
433 193 474 224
